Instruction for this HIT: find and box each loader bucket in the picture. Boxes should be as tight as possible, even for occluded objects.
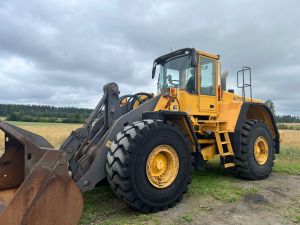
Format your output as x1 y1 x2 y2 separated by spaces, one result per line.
0 122 83 225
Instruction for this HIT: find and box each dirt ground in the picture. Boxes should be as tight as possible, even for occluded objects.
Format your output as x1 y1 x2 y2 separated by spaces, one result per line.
85 173 300 225
0 160 298 225
155 173 300 225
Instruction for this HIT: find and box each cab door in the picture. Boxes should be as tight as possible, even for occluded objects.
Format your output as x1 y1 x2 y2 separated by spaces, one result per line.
198 56 218 115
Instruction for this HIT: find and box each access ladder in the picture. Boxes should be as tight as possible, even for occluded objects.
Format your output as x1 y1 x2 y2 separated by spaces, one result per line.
198 119 235 168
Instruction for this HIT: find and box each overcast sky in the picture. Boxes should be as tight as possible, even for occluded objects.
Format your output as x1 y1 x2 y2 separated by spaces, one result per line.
0 0 299 115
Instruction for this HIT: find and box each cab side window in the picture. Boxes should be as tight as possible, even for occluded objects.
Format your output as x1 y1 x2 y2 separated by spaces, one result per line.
200 57 216 96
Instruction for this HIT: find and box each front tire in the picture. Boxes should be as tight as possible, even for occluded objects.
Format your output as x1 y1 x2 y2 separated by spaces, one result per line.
234 120 275 180
105 119 192 212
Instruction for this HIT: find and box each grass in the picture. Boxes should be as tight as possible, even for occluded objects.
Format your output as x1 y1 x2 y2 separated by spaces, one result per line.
180 213 193 222
0 121 299 224
274 145 300 174
274 129 300 174
79 160 258 225
80 185 161 225
285 205 300 224
189 162 257 202
294 215 300 223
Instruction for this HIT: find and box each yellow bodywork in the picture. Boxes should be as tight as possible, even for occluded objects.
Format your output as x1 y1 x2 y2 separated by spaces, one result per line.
152 50 275 167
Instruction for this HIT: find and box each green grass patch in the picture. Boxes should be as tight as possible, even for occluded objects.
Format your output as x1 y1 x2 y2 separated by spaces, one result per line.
80 186 116 225
80 184 161 225
180 213 193 222
189 162 257 202
274 145 300 175
293 215 300 223
286 205 300 223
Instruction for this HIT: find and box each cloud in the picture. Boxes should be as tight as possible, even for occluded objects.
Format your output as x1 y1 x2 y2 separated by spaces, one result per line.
0 0 299 115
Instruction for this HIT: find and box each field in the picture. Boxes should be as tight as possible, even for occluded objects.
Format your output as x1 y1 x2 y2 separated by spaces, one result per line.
278 123 300 130
0 122 80 155
283 123 300 129
273 129 300 174
0 122 299 224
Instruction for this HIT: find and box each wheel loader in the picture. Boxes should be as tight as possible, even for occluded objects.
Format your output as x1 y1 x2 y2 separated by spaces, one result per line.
0 48 279 225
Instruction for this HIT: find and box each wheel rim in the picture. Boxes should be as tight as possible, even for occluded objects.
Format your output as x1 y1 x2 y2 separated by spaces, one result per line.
146 145 179 188
254 136 269 165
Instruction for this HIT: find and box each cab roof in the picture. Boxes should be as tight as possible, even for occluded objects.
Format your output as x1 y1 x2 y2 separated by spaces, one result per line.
198 50 219 60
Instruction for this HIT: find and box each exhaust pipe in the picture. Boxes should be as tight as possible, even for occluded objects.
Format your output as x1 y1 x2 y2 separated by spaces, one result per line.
221 70 229 91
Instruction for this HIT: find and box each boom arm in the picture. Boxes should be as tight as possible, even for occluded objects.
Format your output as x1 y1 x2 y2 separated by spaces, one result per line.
59 82 121 163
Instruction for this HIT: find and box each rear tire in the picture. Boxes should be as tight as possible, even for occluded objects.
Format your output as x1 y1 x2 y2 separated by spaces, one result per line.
234 120 275 180
105 119 192 212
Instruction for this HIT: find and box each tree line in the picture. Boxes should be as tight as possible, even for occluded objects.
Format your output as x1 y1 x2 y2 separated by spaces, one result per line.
0 104 92 123
264 100 300 123
275 115 300 123
0 101 299 124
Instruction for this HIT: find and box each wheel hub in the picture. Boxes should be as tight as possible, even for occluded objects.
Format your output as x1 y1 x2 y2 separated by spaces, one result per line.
146 145 179 188
254 136 269 165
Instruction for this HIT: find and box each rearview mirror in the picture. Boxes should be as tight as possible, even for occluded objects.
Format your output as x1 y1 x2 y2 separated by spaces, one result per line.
152 62 157 79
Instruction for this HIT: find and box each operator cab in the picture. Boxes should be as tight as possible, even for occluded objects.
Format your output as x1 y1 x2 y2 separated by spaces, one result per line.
152 48 219 116
153 48 198 95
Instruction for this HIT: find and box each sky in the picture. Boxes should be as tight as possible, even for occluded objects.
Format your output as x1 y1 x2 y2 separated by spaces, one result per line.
0 0 299 115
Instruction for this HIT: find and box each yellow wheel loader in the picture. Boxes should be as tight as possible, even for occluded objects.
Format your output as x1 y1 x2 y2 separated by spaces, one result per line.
0 48 279 224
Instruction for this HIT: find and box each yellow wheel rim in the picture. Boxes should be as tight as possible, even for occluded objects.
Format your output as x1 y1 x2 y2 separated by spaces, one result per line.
254 136 269 165
146 145 179 188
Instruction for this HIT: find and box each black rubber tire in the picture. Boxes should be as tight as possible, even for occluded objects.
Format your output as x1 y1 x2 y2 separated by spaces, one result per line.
105 119 192 213
234 120 275 180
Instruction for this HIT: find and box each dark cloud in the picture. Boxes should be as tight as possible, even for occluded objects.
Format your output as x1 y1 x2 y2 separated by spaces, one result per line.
0 0 299 115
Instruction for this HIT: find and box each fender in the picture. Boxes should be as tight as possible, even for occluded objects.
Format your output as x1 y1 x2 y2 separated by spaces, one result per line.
143 111 205 171
235 102 280 154
142 111 199 152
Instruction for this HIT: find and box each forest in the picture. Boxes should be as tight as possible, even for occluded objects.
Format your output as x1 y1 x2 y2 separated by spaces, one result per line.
0 104 92 123
0 103 299 124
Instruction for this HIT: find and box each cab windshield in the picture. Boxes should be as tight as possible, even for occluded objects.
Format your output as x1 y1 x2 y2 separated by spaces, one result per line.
156 55 197 94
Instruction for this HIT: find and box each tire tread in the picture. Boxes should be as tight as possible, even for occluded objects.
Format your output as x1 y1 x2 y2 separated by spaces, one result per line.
234 120 275 180
106 119 192 212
